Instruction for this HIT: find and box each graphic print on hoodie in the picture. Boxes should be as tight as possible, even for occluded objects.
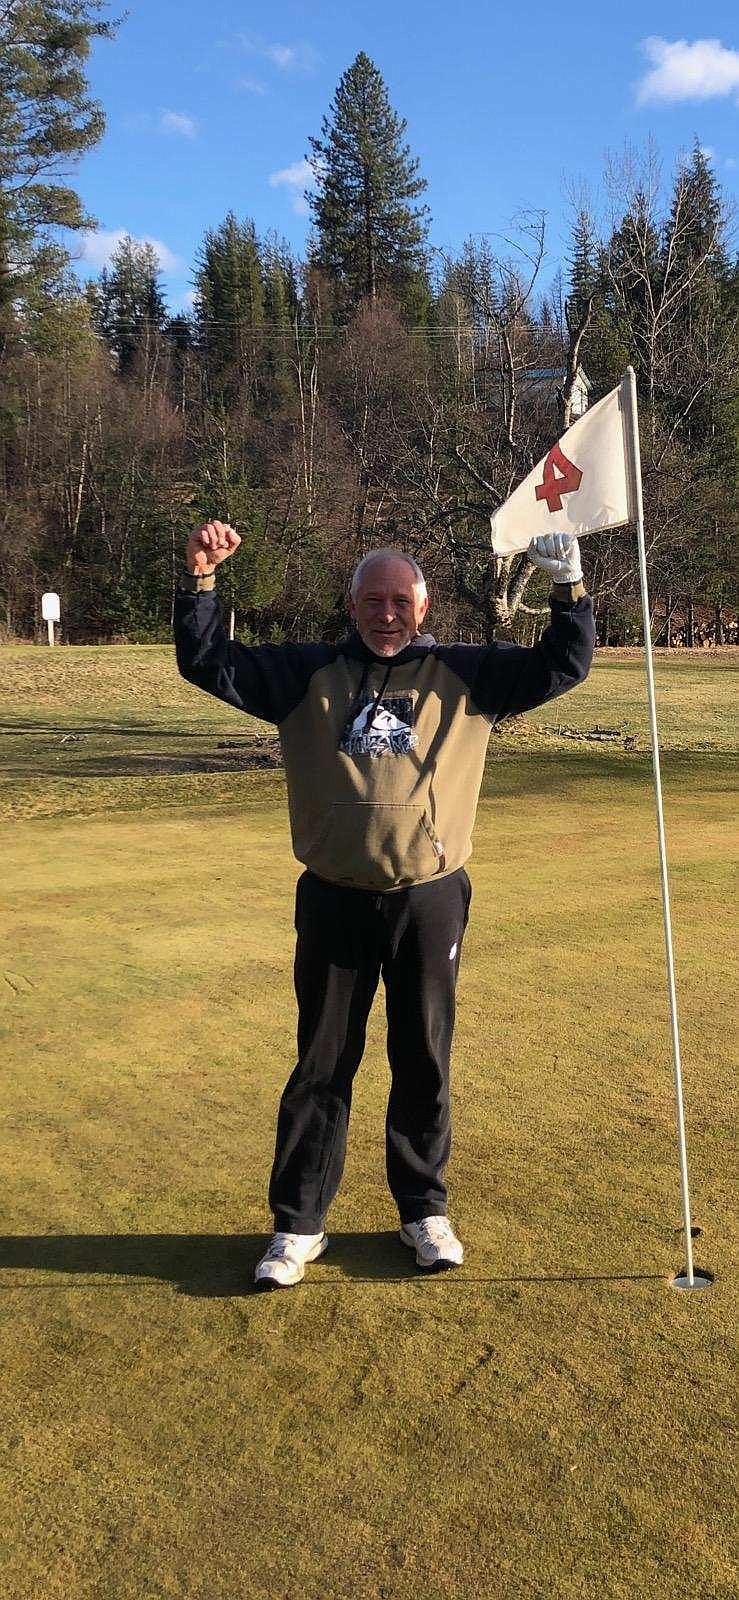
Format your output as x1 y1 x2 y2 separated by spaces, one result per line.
340 691 418 758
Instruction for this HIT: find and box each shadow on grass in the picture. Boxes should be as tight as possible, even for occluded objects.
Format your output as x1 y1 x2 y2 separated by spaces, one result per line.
1 723 734 787
2 752 279 778
0 722 214 736
0 1232 666 1297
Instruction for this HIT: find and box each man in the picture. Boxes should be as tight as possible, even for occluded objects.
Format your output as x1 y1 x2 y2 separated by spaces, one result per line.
174 523 594 1288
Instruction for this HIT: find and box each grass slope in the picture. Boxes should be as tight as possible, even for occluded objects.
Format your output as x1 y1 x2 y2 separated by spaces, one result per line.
0 644 736 1600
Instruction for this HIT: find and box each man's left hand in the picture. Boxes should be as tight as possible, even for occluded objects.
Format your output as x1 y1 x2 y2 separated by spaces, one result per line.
527 534 583 585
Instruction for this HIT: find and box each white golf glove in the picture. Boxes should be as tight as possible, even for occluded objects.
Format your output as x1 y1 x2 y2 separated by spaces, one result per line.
527 533 583 585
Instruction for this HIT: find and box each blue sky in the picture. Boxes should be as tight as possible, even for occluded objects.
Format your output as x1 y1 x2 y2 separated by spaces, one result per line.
64 1 739 311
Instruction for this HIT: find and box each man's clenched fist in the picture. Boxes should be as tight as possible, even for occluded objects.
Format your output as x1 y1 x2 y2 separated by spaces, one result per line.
185 520 241 576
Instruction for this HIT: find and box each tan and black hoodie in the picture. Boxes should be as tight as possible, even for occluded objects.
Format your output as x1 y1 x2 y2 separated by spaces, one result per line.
174 586 595 892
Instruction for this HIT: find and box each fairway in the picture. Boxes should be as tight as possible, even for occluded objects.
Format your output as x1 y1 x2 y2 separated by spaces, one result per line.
0 645 736 1600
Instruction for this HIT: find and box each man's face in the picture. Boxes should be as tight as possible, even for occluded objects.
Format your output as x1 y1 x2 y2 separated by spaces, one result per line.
348 557 429 657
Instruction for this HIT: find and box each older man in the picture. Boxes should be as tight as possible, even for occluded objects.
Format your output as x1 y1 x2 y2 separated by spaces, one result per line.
174 523 594 1288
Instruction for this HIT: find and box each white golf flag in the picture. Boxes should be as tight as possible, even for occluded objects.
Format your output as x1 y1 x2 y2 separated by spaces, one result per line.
490 377 634 555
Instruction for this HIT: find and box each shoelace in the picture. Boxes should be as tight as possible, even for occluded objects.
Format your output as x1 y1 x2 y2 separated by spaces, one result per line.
264 1232 301 1262
416 1217 455 1249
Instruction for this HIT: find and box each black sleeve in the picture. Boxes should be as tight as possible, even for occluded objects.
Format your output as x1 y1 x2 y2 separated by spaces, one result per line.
437 595 596 723
173 589 335 725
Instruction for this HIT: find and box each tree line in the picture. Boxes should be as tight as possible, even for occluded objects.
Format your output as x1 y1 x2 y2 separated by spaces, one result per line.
1 6 737 646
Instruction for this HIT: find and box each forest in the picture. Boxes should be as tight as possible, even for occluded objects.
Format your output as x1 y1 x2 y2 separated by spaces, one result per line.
1 4 737 645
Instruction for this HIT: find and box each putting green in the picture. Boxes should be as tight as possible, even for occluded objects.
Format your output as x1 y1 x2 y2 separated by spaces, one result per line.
0 646 735 1599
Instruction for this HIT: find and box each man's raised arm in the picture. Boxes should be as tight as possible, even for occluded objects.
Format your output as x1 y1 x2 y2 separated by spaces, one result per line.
460 534 596 723
174 519 329 725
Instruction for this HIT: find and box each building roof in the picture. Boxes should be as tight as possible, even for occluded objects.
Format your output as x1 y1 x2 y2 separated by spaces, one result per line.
524 366 593 389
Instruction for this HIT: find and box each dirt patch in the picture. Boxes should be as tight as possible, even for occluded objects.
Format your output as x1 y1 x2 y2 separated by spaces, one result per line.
493 719 638 750
215 737 283 767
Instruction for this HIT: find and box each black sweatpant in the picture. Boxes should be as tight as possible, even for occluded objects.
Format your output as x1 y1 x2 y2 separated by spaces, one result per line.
268 866 472 1232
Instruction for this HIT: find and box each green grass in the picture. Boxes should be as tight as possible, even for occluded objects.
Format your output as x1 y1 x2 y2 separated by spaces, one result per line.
0 644 736 1599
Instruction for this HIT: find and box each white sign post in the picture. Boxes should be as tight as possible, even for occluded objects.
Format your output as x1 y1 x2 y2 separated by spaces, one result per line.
41 591 60 646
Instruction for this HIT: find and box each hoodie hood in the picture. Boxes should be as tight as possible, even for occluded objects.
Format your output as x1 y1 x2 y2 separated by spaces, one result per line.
338 625 436 666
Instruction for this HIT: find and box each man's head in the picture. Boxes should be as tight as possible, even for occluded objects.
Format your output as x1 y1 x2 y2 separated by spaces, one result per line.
348 549 429 657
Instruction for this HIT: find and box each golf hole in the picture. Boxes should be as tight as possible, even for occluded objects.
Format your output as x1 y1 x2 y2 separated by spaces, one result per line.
668 1268 714 1292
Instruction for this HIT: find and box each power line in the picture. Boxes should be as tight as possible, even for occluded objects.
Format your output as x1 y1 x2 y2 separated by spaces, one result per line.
171 320 513 336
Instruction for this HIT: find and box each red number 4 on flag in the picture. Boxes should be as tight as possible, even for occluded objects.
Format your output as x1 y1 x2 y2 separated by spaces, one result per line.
535 445 583 514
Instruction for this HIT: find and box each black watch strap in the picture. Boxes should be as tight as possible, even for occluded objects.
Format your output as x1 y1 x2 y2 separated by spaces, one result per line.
178 568 216 594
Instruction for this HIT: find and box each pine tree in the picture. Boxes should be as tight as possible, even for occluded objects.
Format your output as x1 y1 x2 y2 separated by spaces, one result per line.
606 189 662 392
193 408 282 616
307 52 430 310
665 140 732 411
194 212 265 401
566 208 598 325
565 210 627 392
669 140 729 284
262 234 300 403
663 142 738 601
20 256 97 360
0 1 117 335
90 236 167 373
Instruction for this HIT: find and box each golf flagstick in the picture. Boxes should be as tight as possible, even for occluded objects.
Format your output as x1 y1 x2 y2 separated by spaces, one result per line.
622 367 711 1291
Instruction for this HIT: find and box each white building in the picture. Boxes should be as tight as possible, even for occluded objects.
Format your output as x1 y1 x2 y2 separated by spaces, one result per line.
522 365 592 417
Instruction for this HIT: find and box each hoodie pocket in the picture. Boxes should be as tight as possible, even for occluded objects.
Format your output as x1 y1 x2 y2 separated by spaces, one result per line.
306 802 445 890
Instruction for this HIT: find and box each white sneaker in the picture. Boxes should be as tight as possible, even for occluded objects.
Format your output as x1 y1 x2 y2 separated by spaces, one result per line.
253 1230 328 1290
400 1216 464 1271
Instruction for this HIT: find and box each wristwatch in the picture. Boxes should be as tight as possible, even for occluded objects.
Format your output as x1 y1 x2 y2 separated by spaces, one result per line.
178 568 216 594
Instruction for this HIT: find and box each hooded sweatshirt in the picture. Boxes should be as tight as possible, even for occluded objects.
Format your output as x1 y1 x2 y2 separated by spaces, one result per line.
174 587 595 892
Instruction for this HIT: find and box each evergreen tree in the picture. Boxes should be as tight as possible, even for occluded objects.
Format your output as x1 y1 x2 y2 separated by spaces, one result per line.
165 313 194 354
193 407 282 617
161 313 196 417
262 233 300 402
664 140 733 432
20 256 98 360
566 207 598 325
663 143 738 600
194 212 265 401
606 189 662 392
307 52 430 310
669 140 729 286
90 236 167 373
0 1 117 335
565 211 628 392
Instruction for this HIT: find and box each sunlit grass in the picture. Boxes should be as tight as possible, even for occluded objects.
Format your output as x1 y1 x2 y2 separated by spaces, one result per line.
0 644 735 1599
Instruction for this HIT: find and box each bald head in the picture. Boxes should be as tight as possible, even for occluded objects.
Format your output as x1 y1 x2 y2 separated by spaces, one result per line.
348 549 429 658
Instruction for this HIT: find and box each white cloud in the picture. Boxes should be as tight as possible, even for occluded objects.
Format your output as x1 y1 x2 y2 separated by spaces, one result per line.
636 37 739 105
122 109 198 136
269 158 312 216
725 156 737 169
265 43 316 71
78 229 183 272
700 145 715 160
237 76 267 95
267 44 297 69
239 33 319 73
160 109 197 137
